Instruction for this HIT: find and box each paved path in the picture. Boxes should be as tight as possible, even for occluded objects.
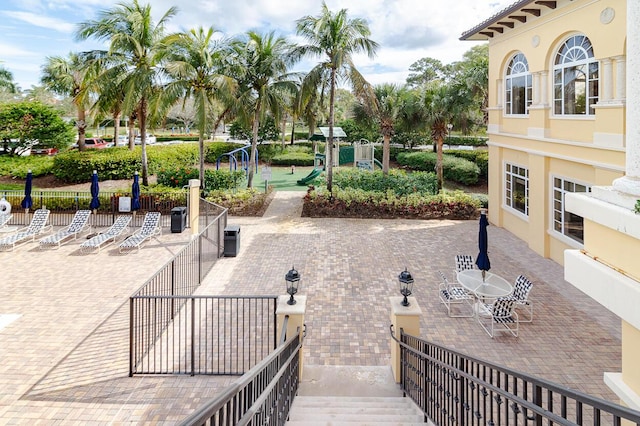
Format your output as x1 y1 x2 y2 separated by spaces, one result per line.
0 192 622 424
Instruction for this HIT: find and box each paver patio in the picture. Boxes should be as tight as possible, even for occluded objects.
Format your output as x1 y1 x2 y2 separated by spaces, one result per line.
0 192 621 424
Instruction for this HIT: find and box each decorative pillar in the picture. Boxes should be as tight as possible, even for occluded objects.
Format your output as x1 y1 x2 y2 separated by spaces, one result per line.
613 1 640 196
602 58 614 102
496 79 504 108
532 72 541 105
615 55 626 102
188 179 200 236
277 295 306 379
540 71 549 106
389 296 422 384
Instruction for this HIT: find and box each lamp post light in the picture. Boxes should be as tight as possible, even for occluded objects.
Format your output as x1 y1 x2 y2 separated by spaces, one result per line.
285 266 301 305
398 268 414 307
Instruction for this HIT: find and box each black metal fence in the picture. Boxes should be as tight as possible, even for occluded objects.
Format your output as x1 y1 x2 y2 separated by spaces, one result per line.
179 317 302 426
1 189 189 227
391 326 640 426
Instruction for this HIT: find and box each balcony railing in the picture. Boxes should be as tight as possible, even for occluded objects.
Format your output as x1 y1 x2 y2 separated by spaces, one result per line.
391 326 640 426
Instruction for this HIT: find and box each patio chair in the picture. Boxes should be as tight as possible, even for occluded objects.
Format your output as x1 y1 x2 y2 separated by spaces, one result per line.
510 274 533 323
0 208 52 251
453 254 475 281
118 212 161 253
438 270 475 318
0 212 12 229
80 216 132 253
477 297 519 338
39 210 92 249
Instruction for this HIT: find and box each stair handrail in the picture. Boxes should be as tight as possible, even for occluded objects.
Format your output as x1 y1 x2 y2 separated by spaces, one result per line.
180 316 304 426
390 325 640 425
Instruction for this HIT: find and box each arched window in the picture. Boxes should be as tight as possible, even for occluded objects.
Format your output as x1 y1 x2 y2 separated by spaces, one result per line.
553 35 599 115
505 53 532 115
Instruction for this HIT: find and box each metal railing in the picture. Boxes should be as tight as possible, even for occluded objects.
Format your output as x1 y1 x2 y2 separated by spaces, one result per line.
391 326 640 426
130 296 278 376
1 189 189 227
179 317 303 426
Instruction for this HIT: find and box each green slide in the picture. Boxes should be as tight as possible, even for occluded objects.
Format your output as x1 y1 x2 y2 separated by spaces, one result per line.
297 167 323 185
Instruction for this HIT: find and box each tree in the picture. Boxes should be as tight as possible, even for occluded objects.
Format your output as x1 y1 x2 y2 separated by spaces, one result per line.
295 1 379 195
353 83 407 173
0 66 18 94
450 44 489 128
406 57 451 87
41 53 91 150
0 101 74 155
230 31 297 188
76 0 178 185
163 26 236 186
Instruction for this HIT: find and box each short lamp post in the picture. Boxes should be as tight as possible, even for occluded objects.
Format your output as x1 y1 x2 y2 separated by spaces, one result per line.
398 268 414 307
285 266 301 305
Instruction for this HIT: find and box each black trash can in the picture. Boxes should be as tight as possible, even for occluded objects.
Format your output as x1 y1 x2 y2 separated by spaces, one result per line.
171 206 187 233
224 225 241 257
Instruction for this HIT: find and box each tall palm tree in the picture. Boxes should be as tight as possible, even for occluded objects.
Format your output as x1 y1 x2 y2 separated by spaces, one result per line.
0 66 18 94
230 31 297 188
295 1 378 194
41 53 91 150
352 83 407 174
163 26 236 186
76 0 178 185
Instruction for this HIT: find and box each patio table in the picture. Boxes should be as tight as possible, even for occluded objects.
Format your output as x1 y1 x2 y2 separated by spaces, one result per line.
456 269 513 299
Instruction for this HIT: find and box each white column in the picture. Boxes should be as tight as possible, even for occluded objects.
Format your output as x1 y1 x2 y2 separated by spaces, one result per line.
613 1 640 196
615 55 626 101
496 79 504 108
532 72 541 105
601 58 613 102
540 72 549 106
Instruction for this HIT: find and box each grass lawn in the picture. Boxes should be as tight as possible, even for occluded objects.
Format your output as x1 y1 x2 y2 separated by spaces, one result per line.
258 165 320 192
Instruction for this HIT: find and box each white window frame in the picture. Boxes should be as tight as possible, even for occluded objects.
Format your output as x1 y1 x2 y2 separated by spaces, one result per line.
553 35 599 116
504 162 529 217
505 53 532 115
551 176 591 244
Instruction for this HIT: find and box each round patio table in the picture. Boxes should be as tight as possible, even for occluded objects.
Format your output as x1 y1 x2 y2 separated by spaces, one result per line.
456 269 513 298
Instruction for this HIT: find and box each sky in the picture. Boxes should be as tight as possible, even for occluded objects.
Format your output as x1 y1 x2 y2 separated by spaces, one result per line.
0 0 508 91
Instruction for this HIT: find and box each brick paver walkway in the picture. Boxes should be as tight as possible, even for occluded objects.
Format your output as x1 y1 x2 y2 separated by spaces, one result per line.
0 192 621 424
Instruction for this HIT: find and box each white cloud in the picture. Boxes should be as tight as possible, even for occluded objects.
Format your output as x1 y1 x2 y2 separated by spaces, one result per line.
1 10 75 33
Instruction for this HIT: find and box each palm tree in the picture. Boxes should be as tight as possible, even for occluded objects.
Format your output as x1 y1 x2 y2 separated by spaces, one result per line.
163 26 236 186
295 2 378 194
353 83 407 174
0 66 18 93
76 0 178 185
41 53 91 150
230 31 297 188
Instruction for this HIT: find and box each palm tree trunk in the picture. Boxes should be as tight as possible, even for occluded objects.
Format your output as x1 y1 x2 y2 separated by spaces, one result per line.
382 133 390 174
290 121 295 145
198 94 207 189
139 101 149 186
327 67 337 195
247 104 261 188
113 112 121 147
77 107 86 151
128 113 136 150
436 136 444 191
281 114 287 149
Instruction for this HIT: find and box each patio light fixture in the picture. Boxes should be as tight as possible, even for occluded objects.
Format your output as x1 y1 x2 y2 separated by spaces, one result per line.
398 268 414 307
285 266 301 305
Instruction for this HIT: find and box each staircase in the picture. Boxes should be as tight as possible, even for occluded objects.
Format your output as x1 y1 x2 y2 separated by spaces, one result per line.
285 365 426 425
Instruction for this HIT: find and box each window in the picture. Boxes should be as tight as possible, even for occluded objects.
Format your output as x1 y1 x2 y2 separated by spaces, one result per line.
505 163 529 216
505 53 532 115
553 177 591 243
553 35 599 115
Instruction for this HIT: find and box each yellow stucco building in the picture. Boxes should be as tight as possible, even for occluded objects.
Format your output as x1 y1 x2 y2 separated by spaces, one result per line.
463 0 640 411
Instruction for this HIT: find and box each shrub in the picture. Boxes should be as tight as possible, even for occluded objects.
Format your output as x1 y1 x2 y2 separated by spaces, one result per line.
271 146 314 166
333 168 438 196
396 151 480 185
448 135 488 147
206 187 273 216
0 155 54 178
204 141 252 164
447 149 488 180
157 167 244 190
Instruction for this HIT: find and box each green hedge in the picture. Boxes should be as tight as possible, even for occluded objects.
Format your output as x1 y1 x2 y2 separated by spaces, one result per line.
447 149 488 179
204 142 251 164
333 168 438 196
271 146 314 166
448 135 488 146
396 151 480 185
157 167 245 190
0 155 54 178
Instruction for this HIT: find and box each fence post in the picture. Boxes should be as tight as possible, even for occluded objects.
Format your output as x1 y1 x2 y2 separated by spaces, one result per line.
390 296 422 384
188 179 200 237
276 295 306 380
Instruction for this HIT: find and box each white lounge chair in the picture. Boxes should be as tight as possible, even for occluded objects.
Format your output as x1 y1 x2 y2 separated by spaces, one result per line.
510 274 533 323
453 254 475 281
118 212 161 253
39 210 92 249
0 209 52 251
477 297 519 338
438 270 475 318
0 212 12 230
80 216 132 253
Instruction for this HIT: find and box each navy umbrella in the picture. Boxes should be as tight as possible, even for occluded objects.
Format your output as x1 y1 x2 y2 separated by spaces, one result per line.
475 210 491 281
131 171 141 219
21 169 33 224
89 170 100 211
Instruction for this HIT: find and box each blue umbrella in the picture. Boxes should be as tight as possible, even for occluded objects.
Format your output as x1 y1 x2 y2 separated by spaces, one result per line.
89 170 100 210
131 171 141 211
475 211 491 280
21 170 33 210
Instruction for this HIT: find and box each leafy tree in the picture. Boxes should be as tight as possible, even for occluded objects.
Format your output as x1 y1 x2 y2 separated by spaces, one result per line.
0 66 18 94
295 1 379 195
406 57 451 87
41 52 92 150
450 44 489 128
228 116 279 143
0 101 74 155
336 119 376 144
76 0 178 185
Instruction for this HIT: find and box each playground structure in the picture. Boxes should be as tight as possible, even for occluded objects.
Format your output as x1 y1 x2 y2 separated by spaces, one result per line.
297 139 382 185
215 144 258 175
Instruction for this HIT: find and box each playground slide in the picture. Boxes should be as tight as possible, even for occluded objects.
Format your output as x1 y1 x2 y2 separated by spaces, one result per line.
297 167 323 185
374 158 383 169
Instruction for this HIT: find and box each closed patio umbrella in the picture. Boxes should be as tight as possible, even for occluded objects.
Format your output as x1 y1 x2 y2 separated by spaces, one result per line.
90 170 100 210
21 169 33 225
475 210 491 281
131 171 140 221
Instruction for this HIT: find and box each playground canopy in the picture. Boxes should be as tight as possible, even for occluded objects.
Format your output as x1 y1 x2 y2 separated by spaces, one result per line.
318 127 347 138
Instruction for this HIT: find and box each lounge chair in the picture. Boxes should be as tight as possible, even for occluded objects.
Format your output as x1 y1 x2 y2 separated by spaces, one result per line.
438 270 475 318
453 254 475 281
0 209 52 251
477 297 519 338
118 212 161 253
80 216 132 253
0 212 12 230
510 274 533 323
39 210 92 249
